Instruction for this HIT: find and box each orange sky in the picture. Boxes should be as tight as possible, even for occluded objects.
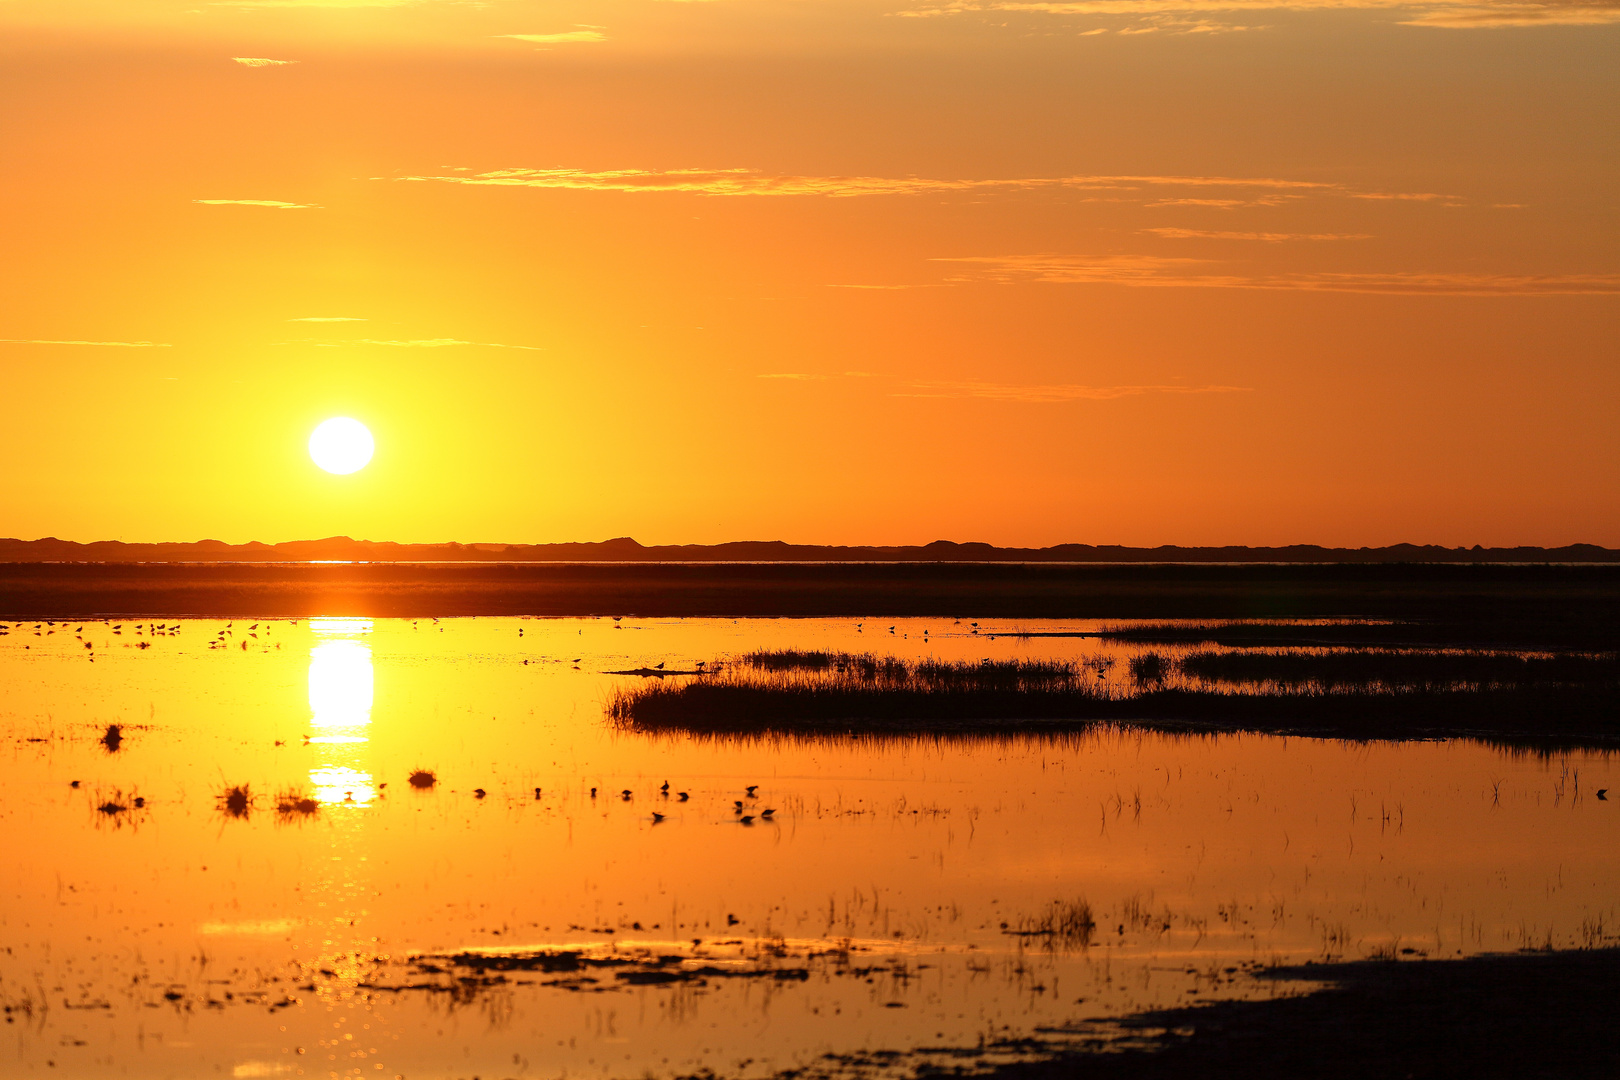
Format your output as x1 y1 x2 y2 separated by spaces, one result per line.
1 1 1616 547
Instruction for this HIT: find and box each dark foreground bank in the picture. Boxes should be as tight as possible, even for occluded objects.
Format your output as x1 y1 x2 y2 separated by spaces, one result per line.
3 562 1618 640
970 949 1620 1080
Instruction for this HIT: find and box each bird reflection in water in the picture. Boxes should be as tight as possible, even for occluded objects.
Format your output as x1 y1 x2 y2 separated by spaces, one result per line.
306 619 376 806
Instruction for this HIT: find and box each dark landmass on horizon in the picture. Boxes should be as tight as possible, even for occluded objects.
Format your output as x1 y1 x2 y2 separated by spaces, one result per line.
3 535 1617 564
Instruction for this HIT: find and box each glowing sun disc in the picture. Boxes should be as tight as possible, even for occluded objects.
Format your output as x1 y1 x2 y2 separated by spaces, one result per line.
309 417 374 475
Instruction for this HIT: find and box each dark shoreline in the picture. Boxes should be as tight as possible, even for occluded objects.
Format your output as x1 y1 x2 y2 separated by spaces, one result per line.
4 562 1618 641
965 949 1620 1080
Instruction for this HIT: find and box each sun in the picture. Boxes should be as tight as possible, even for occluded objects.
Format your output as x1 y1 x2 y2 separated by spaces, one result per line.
309 417 375 475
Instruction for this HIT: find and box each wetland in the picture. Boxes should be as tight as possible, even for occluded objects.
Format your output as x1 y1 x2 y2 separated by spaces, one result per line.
1 612 1616 1078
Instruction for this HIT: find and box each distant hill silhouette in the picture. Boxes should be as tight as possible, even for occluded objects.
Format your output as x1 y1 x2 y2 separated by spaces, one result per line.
1 536 1614 563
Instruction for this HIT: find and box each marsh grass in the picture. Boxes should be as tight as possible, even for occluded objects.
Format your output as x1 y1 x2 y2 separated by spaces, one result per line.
274 788 320 819
91 786 144 828
218 784 252 819
1177 649 1620 690
609 653 1113 732
608 651 1620 742
1004 899 1096 949
1128 653 1168 684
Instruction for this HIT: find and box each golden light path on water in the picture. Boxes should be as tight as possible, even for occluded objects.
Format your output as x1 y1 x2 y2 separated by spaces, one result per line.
0 616 1615 1079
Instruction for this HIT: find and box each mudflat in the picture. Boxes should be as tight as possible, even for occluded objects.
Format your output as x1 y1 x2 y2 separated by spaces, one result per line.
4 562 1619 635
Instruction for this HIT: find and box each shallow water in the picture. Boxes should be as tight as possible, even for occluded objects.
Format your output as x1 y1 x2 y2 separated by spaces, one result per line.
1 616 1616 1080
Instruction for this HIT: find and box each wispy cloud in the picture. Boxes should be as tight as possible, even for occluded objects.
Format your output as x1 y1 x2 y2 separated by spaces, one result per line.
1145 227 1372 241
495 31 608 44
936 254 1620 295
288 317 367 322
231 58 298 67
194 199 320 210
901 0 1620 28
389 167 1444 203
1148 197 1282 208
0 338 170 347
896 380 1251 401
1401 2 1620 24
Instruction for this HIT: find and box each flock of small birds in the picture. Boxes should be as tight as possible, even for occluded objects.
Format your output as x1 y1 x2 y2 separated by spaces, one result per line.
0 618 299 659
574 780 773 824
72 762 786 823
0 618 185 657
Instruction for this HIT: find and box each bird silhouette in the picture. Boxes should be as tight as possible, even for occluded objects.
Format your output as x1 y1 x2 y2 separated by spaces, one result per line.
534 787 543 799
739 815 755 826
590 787 597 798
745 785 758 797
474 788 487 798
651 812 666 823
761 808 775 818
677 791 689 801
1599 789 1610 801
621 789 633 800
655 661 665 669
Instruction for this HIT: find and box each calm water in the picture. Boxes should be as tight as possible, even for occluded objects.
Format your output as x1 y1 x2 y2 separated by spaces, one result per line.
2 616 1615 1079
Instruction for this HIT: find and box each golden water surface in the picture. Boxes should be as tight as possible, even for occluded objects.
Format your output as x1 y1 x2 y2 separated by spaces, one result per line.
2 616 1615 1079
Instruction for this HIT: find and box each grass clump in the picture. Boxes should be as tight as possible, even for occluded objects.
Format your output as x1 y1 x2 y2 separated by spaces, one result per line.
1004 899 1096 948
274 788 320 819
408 769 438 790
1128 653 1168 684
218 784 252 819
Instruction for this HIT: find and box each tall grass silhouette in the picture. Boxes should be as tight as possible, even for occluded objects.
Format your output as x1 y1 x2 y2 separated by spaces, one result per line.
607 649 1620 742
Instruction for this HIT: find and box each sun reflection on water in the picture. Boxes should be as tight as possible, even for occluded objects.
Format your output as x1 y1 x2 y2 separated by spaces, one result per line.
309 765 376 806
306 620 375 807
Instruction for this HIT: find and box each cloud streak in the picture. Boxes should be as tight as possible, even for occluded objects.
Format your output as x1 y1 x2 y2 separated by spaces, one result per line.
194 199 320 210
495 31 608 44
231 58 298 67
1145 227 1372 241
903 0 1620 28
390 167 1445 203
936 254 1620 295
